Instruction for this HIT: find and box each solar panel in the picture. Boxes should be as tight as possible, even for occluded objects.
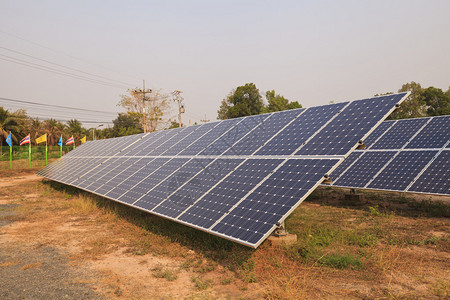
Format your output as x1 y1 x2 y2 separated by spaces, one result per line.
329 115 450 196
37 92 407 248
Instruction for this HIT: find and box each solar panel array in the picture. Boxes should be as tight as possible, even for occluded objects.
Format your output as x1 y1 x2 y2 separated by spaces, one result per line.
37 93 407 248
329 115 450 196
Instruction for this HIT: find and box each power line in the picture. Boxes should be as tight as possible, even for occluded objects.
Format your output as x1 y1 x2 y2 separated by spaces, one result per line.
0 29 141 83
0 46 134 87
0 54 129 89
0 97 118 115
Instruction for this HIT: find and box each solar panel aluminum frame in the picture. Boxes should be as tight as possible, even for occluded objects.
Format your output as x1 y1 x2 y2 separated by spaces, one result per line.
328 116 450 196
37 92 409 248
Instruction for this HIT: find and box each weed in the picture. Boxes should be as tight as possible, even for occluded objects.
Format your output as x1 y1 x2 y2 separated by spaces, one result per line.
237 260 257 283
319 253 363 269
220 276 233 285
191 277 213 290
152 266 178 281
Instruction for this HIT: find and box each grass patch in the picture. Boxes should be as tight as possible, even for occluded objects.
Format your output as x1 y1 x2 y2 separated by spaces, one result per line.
152 266 178 281
191 277 213 290
319 253 363 269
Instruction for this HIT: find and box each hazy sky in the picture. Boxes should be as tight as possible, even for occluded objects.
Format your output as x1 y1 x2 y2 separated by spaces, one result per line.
1 0 449 127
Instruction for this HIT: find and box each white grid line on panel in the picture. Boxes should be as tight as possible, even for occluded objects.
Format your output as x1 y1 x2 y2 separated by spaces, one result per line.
366 120 397 150
156 109 309 221
115 118 248 202
207 101 353 233
131 114 275 206
67 133 150 185
405 140 450 192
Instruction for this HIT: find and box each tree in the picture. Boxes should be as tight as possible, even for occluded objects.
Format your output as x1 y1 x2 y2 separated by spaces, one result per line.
66 119 85 144
217 83 264 119
118 89 171 132
388 82 427 120
112 112 143 137
262 90 302 113
421 87 450 116
29 118 43 144
42 118 64 146
218 84 302 119
0 107 19 147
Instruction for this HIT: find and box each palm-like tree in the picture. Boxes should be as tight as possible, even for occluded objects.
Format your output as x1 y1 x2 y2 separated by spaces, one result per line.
0 107 19 150
42 119 63 146
66 119 84 144
29 118 44 145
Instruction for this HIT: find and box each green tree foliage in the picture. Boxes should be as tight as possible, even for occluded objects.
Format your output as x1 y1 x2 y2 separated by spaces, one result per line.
421 86 450 116
0 107 19 146
217 84 301 119
112 112 143 137
66 119 86 142
217 83 264 119
42 118 64 146
262 90 302 113
389 81 427 120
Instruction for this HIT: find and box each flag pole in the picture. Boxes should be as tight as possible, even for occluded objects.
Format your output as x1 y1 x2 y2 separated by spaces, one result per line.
9 131 12 169
60 136 62 157
29 134 31 168
45 139 48 166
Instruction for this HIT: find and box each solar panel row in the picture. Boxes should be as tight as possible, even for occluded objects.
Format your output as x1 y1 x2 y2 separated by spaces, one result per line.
37 93 408 248
330 115 450 196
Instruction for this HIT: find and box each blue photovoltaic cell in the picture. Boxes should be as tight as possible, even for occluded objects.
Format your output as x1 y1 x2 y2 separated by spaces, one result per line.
178 118 241 156
70 157 123 188
123 158 189 210
97 158 150 197
82 157 132 191
200 114 268 155
48 157 106 184
105 158 159 200
333 151 396 188
409 150 450 195
178 159 282 228
298 94 406 155
223 109 304 156
134 127 186 156
149 158 215 217
406 116 450 149
37 92 407 248
95 158 143 195
328 151 363 182
159 159 244 218
161 122 218 156
371 118 428 150
119 131 168 156
365 121 395 148
367 150 437 191
255 103 346 156
211 159 339 244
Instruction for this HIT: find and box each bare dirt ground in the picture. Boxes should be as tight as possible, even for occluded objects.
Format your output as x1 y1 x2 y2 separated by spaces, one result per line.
0 168 449 299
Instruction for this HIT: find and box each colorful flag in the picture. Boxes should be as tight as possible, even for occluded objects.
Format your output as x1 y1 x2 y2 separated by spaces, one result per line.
80 136 86 144
6 132 12 147
65 136 74 145
36 133 47 144
58 135 63 146
20 134 30 146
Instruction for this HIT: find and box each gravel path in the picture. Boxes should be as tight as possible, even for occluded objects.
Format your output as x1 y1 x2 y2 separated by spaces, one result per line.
0 204 103 300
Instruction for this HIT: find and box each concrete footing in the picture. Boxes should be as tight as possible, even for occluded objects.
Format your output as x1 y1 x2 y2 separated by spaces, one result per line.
267 233 298 247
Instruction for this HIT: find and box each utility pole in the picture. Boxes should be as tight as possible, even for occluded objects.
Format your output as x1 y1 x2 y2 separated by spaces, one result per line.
200 114 210 124
173 90 184 127
131 80 152 133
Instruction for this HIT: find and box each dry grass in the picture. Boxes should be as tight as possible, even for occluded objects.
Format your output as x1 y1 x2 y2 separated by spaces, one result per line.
1 169 449 299
21 262 43 270
0 260 20 268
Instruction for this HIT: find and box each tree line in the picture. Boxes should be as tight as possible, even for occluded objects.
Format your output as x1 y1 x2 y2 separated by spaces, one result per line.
1 81 448 147
217 82 450 120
